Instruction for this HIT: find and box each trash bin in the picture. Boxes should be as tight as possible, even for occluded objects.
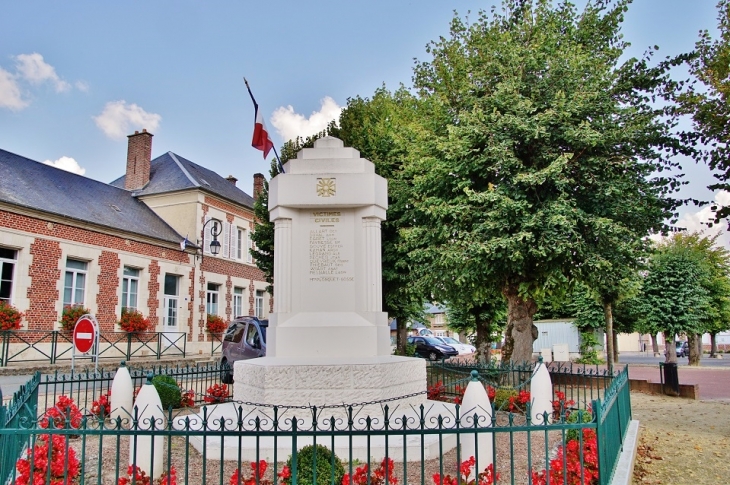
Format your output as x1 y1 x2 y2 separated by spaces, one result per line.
660 362 679 396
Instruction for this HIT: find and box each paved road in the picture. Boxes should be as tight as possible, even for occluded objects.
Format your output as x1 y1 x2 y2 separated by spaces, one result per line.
0 374 33 401
616 352 730 368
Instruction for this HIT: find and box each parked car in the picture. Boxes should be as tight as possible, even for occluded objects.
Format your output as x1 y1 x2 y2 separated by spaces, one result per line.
407 336 459 361
220 316 268 383
676 341 689 358
435 336 476 355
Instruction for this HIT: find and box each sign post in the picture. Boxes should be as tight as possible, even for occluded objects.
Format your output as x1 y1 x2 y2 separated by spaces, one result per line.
72 314 100 375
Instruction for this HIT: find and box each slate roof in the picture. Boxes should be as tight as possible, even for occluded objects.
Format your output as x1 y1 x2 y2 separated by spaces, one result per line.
0 149 185 245
110 152 255 209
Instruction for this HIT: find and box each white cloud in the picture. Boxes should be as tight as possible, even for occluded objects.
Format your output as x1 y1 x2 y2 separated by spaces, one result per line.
271 96 342 143
0 67 27 110
75 80 89 92
93 100 161 140
43 156 86 175
15 53 70 92
675 190 730 247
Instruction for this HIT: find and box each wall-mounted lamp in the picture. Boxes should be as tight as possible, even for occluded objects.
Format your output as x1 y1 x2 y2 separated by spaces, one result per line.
196 219 222 261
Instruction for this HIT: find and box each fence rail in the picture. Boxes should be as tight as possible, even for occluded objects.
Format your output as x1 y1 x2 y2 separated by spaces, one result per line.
0 362 631 485
0 330 188 366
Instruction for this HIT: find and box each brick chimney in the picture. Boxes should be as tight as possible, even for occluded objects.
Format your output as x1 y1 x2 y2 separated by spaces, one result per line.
226 175 238 186
253 173 265 199
125 129 153 191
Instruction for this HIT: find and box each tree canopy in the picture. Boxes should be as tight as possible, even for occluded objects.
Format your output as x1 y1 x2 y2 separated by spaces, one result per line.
402 0 685 363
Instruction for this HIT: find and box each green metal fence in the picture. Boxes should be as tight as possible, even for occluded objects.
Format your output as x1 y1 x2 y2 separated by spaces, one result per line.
593 365 631 484
0 330 188 367
0 362 631 485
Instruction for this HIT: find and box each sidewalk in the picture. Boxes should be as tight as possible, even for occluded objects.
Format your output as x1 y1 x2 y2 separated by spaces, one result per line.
628 365 730 401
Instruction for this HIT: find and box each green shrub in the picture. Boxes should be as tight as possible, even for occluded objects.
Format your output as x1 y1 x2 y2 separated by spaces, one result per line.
282 444 345 485
492 386 518 411
151 375 182 410
566 408 593 442
576 332 604 365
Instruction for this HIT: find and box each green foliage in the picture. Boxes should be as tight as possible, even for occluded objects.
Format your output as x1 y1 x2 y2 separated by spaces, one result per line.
282 445 345 485
492 387 518 411
403 0 685 364
566 409 594 442
575 332 603 365
151 375 182 410
680 0 730 224
446 299 506 361
636 233 716 345
393 341 417 357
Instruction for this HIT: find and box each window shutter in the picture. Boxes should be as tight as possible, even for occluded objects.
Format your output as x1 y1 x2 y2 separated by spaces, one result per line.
247 230 253 263
222 222 230 259
203 216 211 254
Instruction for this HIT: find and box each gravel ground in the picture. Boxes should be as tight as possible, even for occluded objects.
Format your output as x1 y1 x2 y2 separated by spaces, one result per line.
632 392 730 484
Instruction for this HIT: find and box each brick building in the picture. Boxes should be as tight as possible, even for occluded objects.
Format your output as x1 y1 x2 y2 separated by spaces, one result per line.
0 130 269 355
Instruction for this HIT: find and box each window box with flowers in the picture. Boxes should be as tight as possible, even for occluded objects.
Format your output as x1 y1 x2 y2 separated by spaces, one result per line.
59 304 90 332
118 308 153 333
206 314 227 334
0 301 23 331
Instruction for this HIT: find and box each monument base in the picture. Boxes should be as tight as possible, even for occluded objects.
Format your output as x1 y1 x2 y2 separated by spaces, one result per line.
233 355 426 415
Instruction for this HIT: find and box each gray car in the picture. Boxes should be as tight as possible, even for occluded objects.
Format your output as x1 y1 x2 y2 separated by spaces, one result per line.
220 316 267 383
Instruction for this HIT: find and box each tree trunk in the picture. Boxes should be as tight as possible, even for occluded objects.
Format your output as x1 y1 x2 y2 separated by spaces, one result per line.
501 284 538 365
603 302 614 372
687 333 702 366
710 332 718 358
396 318 408 354
651 334 660 357
613 331 619 364
475 318 492 364
663 331 677 363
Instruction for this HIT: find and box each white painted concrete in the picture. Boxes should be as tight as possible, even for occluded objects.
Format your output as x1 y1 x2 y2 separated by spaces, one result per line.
130 381 165 478
110 361 134 425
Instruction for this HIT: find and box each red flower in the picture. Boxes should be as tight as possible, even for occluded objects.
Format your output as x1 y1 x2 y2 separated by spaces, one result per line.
343 458 398 485
39 395 82 429
0 301 23 331
204 384 230 403
431 457 498 485
14 434 80 485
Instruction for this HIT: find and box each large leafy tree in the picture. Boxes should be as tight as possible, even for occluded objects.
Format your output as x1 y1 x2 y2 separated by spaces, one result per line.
404 0 685 364
636 233 715 364
681 0 730 224
336 87 428 352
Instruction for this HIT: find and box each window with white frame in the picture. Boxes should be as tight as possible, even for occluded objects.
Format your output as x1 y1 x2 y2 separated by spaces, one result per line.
164 274 180 328
255 290 265 318
121 266 140 312
236 227 244 260
206 283 220 315
0 247 17 304
233 287 244 317
63 259 87 306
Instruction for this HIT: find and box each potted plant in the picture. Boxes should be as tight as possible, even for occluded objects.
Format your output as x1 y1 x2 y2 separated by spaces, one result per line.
0 301 23 331
59 305 90 332
118 308 152 333
206 314 227 334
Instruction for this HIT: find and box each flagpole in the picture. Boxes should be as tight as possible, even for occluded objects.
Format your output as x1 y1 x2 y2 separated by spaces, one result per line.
244 77 285 173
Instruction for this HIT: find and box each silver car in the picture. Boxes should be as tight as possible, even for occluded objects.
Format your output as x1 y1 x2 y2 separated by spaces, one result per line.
220 316 267 383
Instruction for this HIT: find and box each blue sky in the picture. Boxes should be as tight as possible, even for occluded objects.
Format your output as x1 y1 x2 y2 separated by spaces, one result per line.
0 0 725 238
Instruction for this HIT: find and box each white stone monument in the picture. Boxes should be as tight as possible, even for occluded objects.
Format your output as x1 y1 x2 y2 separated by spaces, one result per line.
234 137 425 410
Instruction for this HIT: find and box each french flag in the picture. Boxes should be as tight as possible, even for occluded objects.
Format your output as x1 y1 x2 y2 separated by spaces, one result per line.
245 77 284 173
251 105 274 159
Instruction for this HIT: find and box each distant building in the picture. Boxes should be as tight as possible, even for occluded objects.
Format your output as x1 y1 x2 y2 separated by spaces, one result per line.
0 130 269 354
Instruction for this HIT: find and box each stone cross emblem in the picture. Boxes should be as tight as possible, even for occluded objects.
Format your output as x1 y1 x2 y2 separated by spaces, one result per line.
316 178 336 197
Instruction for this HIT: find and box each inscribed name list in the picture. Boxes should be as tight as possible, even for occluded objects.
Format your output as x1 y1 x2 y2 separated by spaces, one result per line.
308 211 354 283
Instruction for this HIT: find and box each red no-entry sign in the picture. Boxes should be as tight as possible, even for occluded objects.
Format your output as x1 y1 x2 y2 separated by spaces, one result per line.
73 316 96 353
